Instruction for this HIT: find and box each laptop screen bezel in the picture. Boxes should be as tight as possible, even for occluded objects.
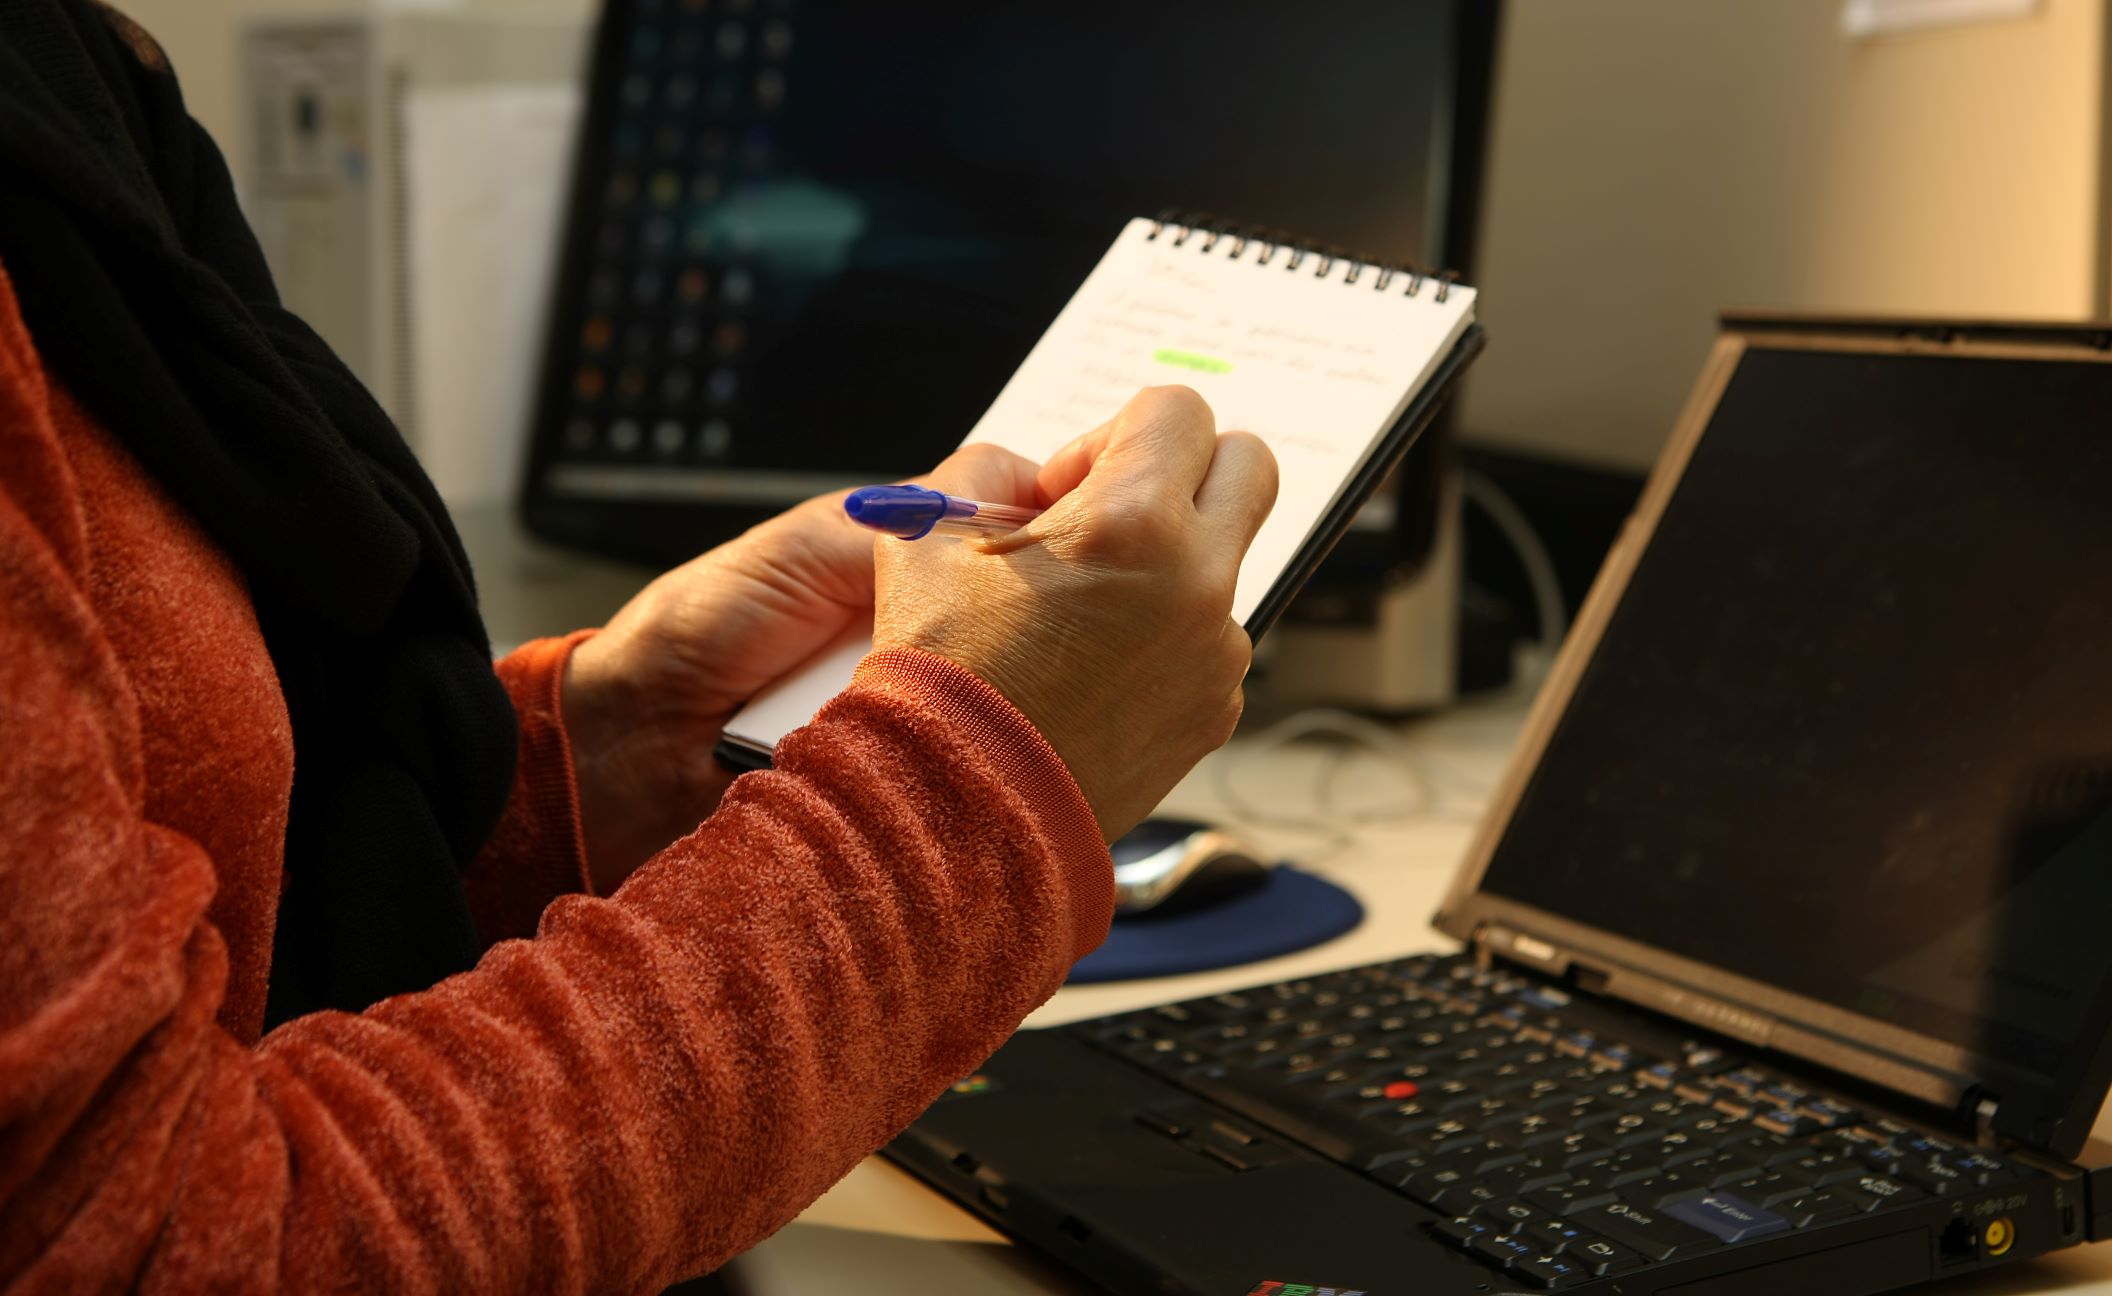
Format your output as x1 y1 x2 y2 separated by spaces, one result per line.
1432 320 2112 1160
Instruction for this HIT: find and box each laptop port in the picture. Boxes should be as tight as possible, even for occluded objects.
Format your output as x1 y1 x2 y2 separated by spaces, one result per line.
1939 1218 1978 1265
1985 1217 2015 1257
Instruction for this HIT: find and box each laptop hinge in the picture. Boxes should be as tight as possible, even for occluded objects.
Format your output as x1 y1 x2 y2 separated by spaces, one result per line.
1473 923 1980 1126
1975 1097 2001 1150
1475 924 1572 977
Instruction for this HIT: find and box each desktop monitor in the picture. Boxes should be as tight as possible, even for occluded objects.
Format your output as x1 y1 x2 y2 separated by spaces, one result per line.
521 0 1500 566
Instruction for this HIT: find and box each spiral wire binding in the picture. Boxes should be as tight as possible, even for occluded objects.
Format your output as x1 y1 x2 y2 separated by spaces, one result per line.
1146 210 1452 302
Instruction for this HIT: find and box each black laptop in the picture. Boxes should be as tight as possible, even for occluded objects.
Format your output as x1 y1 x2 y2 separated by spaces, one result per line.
882 317 2112 1295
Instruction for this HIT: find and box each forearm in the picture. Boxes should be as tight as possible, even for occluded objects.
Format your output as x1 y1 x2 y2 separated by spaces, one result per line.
13 649 1110 1293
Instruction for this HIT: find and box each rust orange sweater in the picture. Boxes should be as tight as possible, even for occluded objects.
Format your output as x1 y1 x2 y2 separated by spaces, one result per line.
0 262 1114 1292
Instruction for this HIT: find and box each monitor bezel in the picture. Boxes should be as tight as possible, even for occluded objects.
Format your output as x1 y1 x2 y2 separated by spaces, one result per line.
1433 318 2112 1159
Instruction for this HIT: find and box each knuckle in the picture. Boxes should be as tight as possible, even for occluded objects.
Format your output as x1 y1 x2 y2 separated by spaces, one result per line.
1126 385 1215 438
1064 490 1186 564
1204 686 1245 749
1225 430 1279 486
1144 383 1206 411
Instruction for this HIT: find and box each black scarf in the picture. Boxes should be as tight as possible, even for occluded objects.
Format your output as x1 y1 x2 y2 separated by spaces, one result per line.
0 1 520 1024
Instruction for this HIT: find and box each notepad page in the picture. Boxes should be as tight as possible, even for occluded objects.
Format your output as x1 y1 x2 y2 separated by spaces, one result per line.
964 218 1476 622
725 218 1477 752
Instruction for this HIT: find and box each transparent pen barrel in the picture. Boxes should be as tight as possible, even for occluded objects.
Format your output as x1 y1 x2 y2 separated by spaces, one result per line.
930 498 1039 538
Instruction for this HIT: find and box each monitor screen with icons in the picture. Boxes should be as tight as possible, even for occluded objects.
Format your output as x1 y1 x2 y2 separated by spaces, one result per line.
521 0 1497 564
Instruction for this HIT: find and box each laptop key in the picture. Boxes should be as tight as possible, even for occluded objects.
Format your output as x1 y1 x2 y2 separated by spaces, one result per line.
1526 1216 1594 1252
1508 1153 1576 1192
1726 1132 1810 1167
1403 1167 1478 1212
1444 1138 1529 1175
1659 1189 1794 1244
1574 1199 1722 1261
1569 1233 1649 1275
1514 1252 1592 1289
1575 1150 1664 1186
1486 1114 1566 1148
1469 1232 1540 1270
1625 1171 1711 1207
1432 1215 1495 1249
1754 1109 1822 1138
1799 1098 1860 1128
1726 1171 1818 1208
1949 1150 2019 1186
1772 1189 1868 1226
1608 1117 1680 1149
1413 1120 1492 1156
1646 1131 1717 1167
1848 1173 1923 1209
1782 1151 1869 1187
1897 1159 1970 1197
1462 1166 1567 1212
1679 1151 1764 1187
1526 1181 1619 1216
1551 1133 1618 1166
1479 1199 1545 1232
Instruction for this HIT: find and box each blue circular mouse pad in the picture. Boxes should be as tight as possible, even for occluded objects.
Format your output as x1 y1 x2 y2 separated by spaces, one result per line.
1067 864 1365 984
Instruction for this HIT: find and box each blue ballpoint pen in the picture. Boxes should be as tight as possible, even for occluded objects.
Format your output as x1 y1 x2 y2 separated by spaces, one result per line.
842 484 1043 540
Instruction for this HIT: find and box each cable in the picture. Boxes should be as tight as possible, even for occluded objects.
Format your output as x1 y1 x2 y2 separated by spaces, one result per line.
1462 467 1567 680
1208 707 1495 866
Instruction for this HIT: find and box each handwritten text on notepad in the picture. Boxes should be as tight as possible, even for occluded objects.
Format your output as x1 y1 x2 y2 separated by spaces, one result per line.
966 220 1475 622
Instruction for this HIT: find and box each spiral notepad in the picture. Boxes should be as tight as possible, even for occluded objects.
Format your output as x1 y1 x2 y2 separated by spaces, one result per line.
721 214 1483 762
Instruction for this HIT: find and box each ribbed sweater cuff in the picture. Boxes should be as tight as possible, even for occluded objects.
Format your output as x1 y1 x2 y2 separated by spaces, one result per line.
850 647 1114 962
498 629 597 897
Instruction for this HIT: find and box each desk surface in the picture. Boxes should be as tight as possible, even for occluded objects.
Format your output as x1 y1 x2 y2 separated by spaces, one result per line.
451 513 2112 1296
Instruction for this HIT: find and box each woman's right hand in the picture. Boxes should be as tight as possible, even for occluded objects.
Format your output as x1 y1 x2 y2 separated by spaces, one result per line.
873 385 1278 840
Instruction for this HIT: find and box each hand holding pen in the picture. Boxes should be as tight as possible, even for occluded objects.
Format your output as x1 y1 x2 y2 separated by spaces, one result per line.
866 388 1278 838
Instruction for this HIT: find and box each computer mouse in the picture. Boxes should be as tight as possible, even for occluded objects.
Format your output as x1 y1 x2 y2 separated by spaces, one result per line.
1110 817 1274 916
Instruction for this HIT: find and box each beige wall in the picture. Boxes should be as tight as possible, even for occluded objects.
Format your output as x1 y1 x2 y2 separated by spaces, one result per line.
1457 0 2108 470
117 0 593 188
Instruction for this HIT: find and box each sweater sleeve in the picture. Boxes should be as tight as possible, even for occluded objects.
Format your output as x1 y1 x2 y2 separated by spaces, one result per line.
0 428 1115 1291
463 630 599 944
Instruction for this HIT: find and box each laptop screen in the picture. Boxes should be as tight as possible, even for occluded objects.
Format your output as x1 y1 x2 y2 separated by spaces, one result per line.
1478 346 2112 1082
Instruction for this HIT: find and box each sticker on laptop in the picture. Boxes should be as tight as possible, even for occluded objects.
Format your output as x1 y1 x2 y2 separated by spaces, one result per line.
1243 1282 1369 1296
937 1073 1001 1099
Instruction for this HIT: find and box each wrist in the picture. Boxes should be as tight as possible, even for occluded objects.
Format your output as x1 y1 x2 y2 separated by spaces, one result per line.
562 633 732 892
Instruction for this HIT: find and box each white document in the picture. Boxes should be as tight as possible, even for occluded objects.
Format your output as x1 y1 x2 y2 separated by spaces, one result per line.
404 83 581 506
723 218 1478 756
1841 0 2038 37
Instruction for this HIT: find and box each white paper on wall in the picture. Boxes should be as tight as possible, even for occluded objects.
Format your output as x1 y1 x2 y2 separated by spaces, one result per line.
1842 0 2040 37
404 82 581 505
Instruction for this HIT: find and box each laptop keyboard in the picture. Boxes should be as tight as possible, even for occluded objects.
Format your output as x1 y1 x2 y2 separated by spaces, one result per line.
1073 954 2037 1290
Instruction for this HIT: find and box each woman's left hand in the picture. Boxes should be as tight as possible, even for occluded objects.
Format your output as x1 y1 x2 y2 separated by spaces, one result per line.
560 445 1043 893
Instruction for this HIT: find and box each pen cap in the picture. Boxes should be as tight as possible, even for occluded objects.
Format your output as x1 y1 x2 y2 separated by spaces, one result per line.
843 484 968 539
